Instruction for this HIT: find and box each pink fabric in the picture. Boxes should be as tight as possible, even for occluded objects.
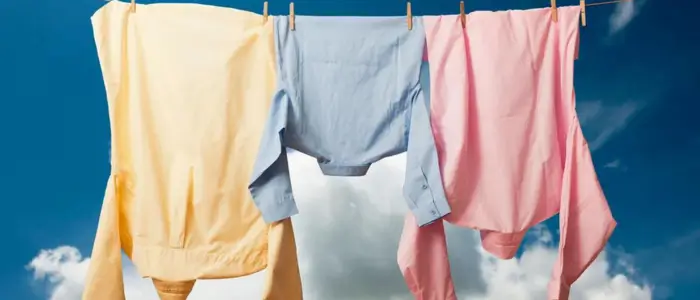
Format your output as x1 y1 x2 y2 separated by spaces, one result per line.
398 6 617 300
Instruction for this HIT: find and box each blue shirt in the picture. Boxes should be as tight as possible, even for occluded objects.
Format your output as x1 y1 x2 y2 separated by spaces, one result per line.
248 15 451 227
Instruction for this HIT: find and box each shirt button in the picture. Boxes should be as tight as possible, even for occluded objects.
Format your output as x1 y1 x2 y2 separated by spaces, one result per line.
421 184 428 190
430 210 437 215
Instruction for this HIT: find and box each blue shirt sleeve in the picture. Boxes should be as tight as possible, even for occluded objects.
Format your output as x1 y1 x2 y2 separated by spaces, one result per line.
403 84 452 227
248 89 299 223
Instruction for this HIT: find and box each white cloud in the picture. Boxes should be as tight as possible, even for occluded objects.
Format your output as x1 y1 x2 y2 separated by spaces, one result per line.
609 0 648 36
28 153 652 300
27 246 90 300
465 236 652 300
577 100 642 151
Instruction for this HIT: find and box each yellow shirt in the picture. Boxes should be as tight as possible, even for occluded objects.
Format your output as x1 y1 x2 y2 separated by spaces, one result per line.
85 2 302 299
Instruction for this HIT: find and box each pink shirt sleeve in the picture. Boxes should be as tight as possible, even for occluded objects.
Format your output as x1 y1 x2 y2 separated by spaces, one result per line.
397 214 457 300
548 116 617 299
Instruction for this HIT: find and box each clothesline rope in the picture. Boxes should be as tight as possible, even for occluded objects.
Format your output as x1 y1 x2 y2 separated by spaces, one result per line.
118 0 634 28
586 0 631 6
114 0 633 8
263 0 630 5
117 0 632 14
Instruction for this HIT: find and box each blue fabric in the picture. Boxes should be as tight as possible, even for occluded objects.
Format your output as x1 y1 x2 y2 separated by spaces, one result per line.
249 15 450 227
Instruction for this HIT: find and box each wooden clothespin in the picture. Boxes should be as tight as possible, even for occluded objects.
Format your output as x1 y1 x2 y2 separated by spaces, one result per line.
550 0 558 22
459 1 466 28
129 0 136 13
576 0 586 61
580 0 587 27
263 1 269 23
407 1 413 30
290 2 295 31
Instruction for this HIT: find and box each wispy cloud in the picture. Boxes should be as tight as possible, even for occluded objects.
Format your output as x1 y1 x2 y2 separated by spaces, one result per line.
604 159 622 169
578 100 643 151
609 0 649 35
630 229 700 299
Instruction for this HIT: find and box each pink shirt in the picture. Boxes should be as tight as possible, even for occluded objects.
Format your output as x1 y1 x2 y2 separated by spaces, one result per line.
398 6 616 300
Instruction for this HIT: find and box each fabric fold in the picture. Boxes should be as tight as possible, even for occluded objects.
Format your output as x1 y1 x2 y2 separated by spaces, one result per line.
83 174 126 300
549 114 617 299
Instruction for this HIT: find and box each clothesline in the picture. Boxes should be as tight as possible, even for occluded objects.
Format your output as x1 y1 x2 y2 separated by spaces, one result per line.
284 0 630 5
117 0 633 29
119 0 633 24
119 0 633 10
584 0 630 6
278 0 633 29
277 0 634 29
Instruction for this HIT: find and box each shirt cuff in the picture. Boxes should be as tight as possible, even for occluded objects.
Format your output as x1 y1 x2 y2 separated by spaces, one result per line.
411 196 451 227
259 194 300 223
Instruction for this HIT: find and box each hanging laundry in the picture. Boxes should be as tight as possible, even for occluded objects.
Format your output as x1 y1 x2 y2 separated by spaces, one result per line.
249 16 451 227
85 2 302 299
398 6 616 300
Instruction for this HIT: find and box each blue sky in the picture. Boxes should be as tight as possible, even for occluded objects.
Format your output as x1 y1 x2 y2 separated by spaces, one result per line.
1 0 699 299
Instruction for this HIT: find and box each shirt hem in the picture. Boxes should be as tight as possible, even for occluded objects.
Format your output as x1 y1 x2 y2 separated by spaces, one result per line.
318 163 371 176
130 243 268 281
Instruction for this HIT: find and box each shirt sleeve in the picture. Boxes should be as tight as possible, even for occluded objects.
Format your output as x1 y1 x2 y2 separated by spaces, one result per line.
548 116 617 300
403 85 452 226
82 174 126 300
248 89 299 223
261 218 303 299
397 213 457 300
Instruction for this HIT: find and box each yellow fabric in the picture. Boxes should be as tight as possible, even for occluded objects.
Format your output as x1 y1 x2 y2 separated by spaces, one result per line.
85 2 302 299
151 279 195 299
